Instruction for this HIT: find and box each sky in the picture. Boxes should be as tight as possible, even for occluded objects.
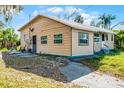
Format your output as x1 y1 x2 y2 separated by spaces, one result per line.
0 5 124 34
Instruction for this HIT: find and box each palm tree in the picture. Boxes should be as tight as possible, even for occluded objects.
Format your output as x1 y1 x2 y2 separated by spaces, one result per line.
74 14 84 24
0 5 23 24
0 28 19 48
90 20 96 26
107 14 116 29
97 13 116 29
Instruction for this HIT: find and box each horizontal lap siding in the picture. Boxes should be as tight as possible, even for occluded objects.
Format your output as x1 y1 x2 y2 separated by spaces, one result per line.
36 26 71 56
72 29 94 56
20 16 72 56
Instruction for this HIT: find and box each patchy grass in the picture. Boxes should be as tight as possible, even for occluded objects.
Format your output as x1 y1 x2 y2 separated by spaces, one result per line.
0 48 9 52
80 50 124 79
0 53 79 88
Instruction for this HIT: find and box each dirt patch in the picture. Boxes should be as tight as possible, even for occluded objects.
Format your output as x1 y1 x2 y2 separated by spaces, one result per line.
1 52 68 82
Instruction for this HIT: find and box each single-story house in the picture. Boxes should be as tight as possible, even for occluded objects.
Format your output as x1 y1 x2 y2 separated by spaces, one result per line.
18 14 115 56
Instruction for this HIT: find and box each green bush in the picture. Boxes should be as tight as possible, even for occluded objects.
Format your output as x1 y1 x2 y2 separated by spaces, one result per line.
0 48 9 52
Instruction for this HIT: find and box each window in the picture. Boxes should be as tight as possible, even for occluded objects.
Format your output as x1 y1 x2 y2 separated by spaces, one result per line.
111 35 114 41
54 34 63 44
94 33 100 42
41 36 47 44
78 32 89 46
24 34 28 41
106 34 108 41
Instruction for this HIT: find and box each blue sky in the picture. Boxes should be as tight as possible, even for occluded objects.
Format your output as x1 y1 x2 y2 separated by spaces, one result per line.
0 5 124 34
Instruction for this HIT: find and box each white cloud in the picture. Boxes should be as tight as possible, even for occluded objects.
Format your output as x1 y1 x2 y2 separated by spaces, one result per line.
83 19 92 25
77 8 84 12
81 13 90 19
80 11 99 25
32 10 39 17
47 6 99 25
32 9 47 17
47 7 64 14
65 6 83 16
65 6 77 16
31 6 99 26
89 11 99 19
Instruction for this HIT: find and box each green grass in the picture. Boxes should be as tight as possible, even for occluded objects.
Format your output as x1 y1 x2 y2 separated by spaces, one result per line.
0 46 20 52
0 53 79 88
16 46 21 51
0 48 9 52
80 50 124 79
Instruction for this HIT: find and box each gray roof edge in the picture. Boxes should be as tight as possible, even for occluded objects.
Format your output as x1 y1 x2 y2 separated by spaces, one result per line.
18 14 114 34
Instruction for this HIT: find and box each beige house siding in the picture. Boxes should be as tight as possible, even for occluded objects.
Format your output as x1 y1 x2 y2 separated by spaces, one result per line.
20 28 29 49
94 33 114 52
71 29 94 56
36 26 72 56
94 42 102 52
104 33 114 49
20 15 114 57
20 16 72 56
93 34 102 52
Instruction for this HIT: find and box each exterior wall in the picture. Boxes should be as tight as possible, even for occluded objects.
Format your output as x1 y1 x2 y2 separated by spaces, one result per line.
72 29 94 56
20 16 72 56
94 41 102 52
104 33 114 49
93 34 102 52
20 16 114 57
20 28 29 50
93 33 114 52
37 26 72 56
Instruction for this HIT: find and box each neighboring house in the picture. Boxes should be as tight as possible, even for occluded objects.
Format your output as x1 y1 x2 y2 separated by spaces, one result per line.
112 22 124 30
18 15 115 56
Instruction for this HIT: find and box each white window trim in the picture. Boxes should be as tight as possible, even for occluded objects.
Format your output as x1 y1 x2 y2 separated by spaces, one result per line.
94 33 100 43
78 32 89 46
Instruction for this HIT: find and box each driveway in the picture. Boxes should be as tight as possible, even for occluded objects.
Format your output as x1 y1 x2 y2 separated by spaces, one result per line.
59 62 124 88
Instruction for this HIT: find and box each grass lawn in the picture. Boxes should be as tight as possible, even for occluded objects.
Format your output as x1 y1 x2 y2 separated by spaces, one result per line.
0 52 79 88
80 50 124 79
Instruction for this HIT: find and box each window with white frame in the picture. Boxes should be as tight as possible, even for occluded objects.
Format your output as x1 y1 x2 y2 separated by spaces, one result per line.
94 33 100 42
41 36 47 44
54 34 63 44
78 32 89 46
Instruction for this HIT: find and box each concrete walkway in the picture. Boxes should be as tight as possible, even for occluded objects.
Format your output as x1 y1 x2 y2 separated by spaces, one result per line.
59 62 124 88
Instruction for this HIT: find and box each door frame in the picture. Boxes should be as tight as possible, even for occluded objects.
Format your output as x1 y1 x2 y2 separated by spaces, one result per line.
32 35 37 53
